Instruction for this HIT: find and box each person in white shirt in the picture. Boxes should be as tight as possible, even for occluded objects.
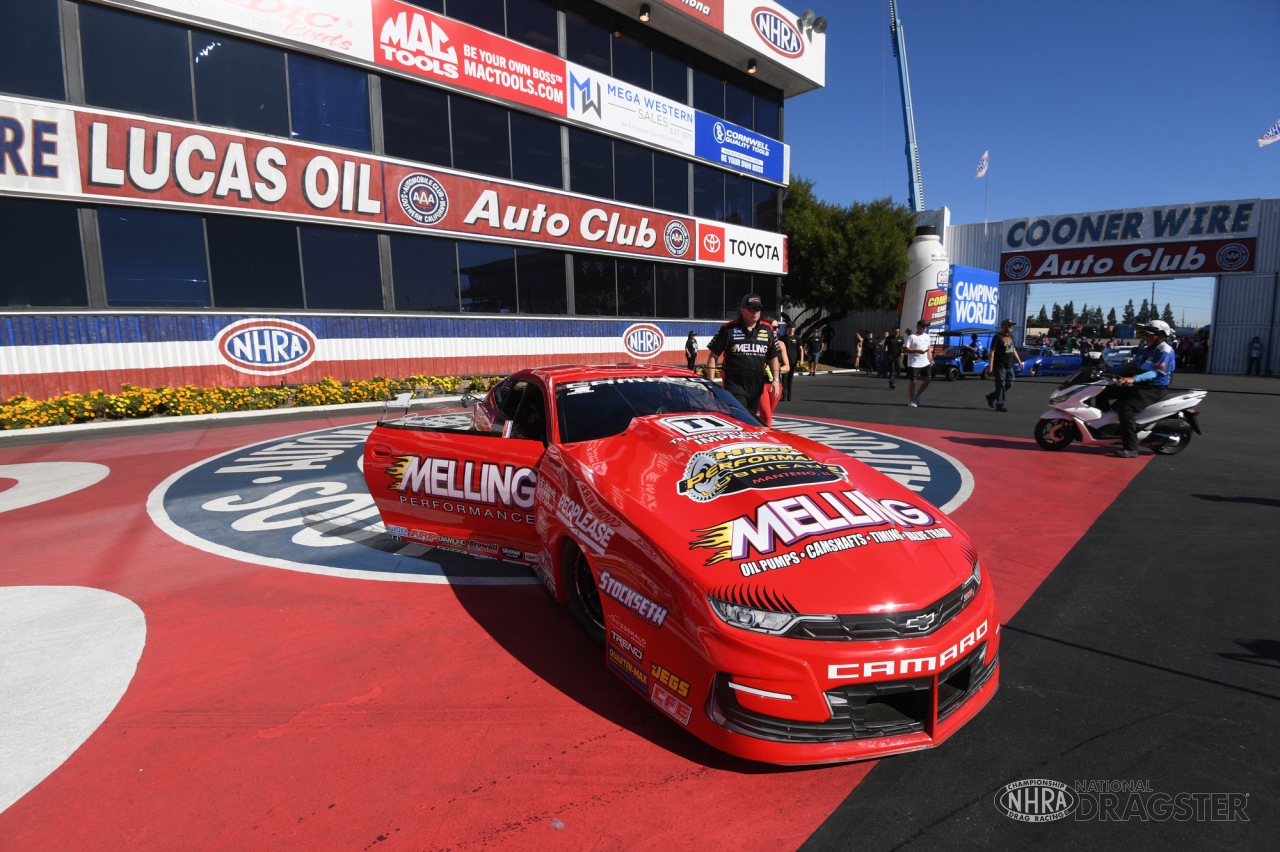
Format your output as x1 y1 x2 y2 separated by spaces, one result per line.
903 320 934 407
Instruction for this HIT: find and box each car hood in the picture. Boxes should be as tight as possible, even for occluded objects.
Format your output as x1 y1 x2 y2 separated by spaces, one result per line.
557 415 976 614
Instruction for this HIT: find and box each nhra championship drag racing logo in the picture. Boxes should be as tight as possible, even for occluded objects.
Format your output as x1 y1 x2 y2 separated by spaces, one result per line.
623 323 665 360
399 172 449 226
678 442 845 502
148 417 537 585
215 318 318 376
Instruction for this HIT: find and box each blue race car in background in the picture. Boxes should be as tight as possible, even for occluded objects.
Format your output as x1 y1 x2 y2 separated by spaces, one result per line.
1014 346 1083 377
932 345 989 381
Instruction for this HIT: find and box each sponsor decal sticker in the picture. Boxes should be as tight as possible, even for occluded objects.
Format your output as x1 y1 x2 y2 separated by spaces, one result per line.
663 220 691 256
599 571 668 628
678 442 845 503
650 682 694 725
698 223 725 262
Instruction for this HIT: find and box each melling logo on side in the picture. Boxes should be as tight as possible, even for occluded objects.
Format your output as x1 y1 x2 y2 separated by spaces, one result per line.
215 318 318 376
752 7 804 58
623 323 665 360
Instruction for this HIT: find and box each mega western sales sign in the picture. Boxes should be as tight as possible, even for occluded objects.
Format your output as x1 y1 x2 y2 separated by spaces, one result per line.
0 94 785 274
1000 201 1259 282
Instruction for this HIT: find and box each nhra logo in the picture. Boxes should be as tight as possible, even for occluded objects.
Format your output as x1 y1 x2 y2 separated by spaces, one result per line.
1216 242 1250 270
215 318 317 376
664 220 691 257
994 780 1079 823
399 173 449 226
752 7 804 57
623 323 665 361
1003 255 1032 280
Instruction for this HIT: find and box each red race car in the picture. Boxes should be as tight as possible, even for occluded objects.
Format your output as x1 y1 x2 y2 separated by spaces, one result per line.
363 364 999 765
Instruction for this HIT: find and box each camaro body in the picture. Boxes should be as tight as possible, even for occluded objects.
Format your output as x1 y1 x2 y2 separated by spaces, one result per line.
363 364 999 765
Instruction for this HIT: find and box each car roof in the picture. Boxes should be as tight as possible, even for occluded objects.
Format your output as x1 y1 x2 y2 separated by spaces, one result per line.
521 363 696 386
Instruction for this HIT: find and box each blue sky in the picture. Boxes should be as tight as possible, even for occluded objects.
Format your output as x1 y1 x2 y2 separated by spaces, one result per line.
783 0 1280 327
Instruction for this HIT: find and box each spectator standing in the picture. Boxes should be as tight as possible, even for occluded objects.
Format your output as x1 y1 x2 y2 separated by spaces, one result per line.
887 328 905 379
821 324 835 363
804 328 823 375
861 331 876 375
706 293 782 420
902 321 933 406
1248 336 1263 375
851 330 864 371
780 325 801 400
983 319 1024 412
684 330 699 371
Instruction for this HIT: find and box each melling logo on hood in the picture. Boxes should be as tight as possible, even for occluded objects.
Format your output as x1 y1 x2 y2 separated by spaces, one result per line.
752 7 804 58
215 318 318 376
623 323 665 360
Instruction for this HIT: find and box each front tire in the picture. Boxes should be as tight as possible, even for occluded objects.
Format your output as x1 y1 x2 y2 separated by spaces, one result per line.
566 546 605 645
947 366 961 381
1034 417 1077 450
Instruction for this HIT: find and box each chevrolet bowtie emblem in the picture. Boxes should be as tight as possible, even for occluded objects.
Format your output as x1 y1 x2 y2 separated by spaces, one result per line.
904 612 937 631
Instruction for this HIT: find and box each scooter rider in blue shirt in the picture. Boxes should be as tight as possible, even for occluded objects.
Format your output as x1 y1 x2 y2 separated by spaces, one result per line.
1100 319 1177 458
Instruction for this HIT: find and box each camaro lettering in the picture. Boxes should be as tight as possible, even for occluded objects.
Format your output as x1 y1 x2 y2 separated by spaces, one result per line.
827 621 989 680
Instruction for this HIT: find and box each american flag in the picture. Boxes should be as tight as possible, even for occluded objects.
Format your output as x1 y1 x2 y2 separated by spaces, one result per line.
974 150 989 178
1260 120 1280 148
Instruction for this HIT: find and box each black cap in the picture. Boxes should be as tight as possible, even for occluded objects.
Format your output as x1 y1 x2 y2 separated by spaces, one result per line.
740 293 763 310
916 319 928 327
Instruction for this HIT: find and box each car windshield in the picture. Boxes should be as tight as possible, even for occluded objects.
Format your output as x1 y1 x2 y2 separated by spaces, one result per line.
555 375 757 443
1016 347 1042 359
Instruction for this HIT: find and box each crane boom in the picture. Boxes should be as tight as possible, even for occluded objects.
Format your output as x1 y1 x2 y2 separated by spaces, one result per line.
889 0 925 212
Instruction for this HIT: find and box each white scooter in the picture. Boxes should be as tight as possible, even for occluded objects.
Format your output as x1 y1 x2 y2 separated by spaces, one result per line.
1033 357 1206 454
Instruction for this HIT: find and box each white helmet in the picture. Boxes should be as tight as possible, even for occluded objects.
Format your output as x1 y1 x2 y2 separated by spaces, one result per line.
1139 320 1172 338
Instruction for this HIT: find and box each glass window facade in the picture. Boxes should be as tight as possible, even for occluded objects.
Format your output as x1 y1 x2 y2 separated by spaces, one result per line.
0 0 65 101
99 207 210 308
0 198 86 308
80 4 193 121
288 54 371 151
0 0 792 321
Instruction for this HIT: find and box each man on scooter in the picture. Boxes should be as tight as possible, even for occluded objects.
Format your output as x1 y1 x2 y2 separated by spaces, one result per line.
1100 319 1176 458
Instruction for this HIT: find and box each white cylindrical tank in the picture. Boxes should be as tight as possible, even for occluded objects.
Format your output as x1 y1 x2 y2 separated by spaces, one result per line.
899 225 950 330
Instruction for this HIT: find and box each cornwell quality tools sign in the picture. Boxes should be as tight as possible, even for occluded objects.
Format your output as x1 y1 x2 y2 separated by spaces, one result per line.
1000 200 1259 283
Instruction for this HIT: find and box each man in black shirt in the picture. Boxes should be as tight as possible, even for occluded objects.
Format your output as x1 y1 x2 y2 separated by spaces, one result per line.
707 293 782 419
983 319 1024 412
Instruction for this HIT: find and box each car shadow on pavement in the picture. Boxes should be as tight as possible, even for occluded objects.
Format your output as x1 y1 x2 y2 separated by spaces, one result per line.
447 581 807 774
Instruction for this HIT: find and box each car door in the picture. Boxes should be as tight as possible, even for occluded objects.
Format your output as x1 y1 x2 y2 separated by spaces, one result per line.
366 413 546 564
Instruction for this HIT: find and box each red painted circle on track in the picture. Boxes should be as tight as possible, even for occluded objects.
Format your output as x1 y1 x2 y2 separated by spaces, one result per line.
0 415 1144 848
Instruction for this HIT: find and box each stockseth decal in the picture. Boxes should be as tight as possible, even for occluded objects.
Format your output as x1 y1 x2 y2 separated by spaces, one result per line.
599 570 668 628
678 442 845 502
215 318 318 376
148 418 538 585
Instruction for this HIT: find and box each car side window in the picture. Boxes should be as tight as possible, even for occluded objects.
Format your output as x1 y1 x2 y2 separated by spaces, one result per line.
511 385 547 444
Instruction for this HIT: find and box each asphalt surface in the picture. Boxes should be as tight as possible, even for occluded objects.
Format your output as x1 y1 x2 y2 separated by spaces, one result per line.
784 368 1279 850
2 368 1275 849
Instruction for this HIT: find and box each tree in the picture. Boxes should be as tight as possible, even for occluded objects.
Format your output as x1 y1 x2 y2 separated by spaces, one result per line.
1162 302 1176 325
1137 299 1151 322
1036 305 1050 325
1123 299 1136 323
1063 301 1076 324
781 177 916 338
1108 307 1118 325
1051 303 1063 324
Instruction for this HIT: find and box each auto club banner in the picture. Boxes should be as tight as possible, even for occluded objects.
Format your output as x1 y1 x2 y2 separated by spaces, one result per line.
0 94 784 274
999 202 1259 283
